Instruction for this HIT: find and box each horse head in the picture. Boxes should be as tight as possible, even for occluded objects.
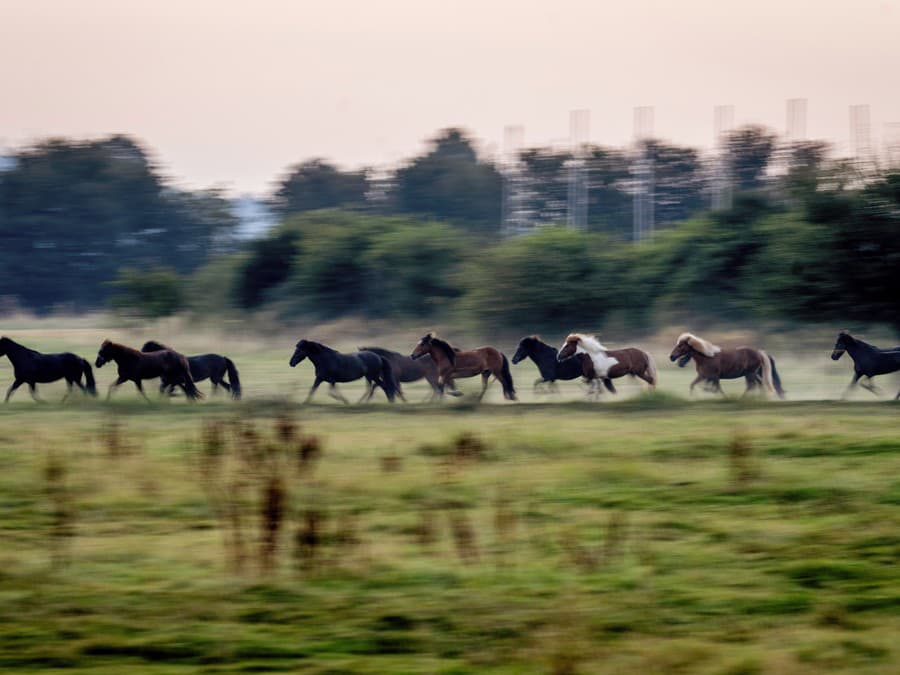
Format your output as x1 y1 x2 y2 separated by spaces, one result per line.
290 339 311 367
557 334 580 362
831 331 852 361
512 336 538 364
0 337 9 357
95 339 113 368
669 336 692 363
410 333 434 360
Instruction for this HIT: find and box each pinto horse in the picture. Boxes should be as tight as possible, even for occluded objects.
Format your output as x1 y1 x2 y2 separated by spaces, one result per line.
512 335 611 394
669 333 784 398
289 340 398 404
0 336 96 402
831 331 900 399
142 340 242 400
96 340 202 401
410 333 516 401
357 346 442 402
557 334 657 390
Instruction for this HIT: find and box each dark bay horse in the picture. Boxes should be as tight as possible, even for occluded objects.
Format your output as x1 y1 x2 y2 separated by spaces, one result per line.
512 335 612 394
669 333 784 398
357 346 441 402
96 340 202 401
410 333 516 401
142 340 242 400
831 331 900 399
0 336 96 402
556 334 658 391
289 340 398 404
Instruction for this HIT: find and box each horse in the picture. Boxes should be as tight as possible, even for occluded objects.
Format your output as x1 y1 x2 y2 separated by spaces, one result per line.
831 331 900 399
669 333 784 398
0 336 96 402
512 335 613 394
141 340 242 400
95 340 202 401
410 333 516 401
557 334 658 391
289 340 398 404
357 346 442 402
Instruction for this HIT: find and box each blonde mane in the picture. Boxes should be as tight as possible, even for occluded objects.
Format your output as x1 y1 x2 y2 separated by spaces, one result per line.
565 333 610 352
562 333 618 377
676 332 721 358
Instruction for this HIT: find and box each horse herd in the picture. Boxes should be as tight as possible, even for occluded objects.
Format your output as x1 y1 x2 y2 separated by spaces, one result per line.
0 331 898 404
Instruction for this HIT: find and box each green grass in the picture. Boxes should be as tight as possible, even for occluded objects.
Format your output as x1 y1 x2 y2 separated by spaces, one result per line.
0 318 898 672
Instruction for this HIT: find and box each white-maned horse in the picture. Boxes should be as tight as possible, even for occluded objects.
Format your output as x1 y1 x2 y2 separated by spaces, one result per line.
557 334 620 380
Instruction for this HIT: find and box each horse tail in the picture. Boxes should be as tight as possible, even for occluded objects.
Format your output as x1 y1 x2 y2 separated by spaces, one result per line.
81 358 97 396
644 350 658 388
758 350 774 397
178 356 204 400
224 357 242 400
379 357 398 402
499 353 517 401
767 353 785 399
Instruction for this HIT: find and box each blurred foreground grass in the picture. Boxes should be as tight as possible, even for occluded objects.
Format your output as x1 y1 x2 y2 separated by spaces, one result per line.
0 400 898 674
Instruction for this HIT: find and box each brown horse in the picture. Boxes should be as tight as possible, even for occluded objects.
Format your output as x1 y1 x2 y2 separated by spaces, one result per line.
410 333 516 401
668 333 784 398
95 340 203 401
557 334 658 391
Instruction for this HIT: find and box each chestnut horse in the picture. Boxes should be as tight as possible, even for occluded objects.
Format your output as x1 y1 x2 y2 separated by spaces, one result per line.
557 334 657 390
95 340 202 401
669 333 784 398
410 333 516 401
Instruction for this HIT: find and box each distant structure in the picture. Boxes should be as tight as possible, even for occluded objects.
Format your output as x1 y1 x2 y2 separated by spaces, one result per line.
850 104 873 172
632 106 654 241
885 122 900 169
786 98 807 143
711 104 734 210
567 109 590 230
501 124 530 236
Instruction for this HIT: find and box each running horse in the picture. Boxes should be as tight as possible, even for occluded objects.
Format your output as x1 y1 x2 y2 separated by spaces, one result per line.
512 335 611 394
831 331 900 399
410 333 516 401
0 336 96 402
142 340 242 400
95 340 202 401
289 340 398 404
557 334 658 391
669 333 784 398
357 346 442 402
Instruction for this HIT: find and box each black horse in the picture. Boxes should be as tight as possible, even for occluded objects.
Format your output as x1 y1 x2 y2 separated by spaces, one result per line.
831 331 900 399
511 335 614 394
357 346 442 401
142 341 241 400
289 340 398 404
0 336 96 402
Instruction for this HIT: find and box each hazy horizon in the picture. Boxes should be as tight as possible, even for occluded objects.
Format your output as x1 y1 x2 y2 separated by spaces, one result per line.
2 0 898 195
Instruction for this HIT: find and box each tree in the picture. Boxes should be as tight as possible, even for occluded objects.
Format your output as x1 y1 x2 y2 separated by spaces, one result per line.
273 159 368 215
108 267 184 318
393 128 502 234
641 140 706 225
724 125 778 191
0 135 237 311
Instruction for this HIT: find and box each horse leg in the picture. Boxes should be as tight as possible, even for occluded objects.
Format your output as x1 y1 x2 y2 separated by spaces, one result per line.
859 377 882 396
328 384 350 405
357 381 375 404
5 379 24 403
133 380 151 403
62 381 73 403
304 377 323 404
476 372 491 402
106 377 127 401
689 375 704 396
842 373 862 399
603 378 616 394
533 377 545 394
27 383 43 403
714 380 727 398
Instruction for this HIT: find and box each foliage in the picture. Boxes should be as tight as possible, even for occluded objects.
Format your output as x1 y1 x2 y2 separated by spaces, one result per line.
272 158 369 215
724 125 778 191
108 266 185 318
0 135 237 311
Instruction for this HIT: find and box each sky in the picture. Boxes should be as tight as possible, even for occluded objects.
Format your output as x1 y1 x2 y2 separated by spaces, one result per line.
1 0 899 195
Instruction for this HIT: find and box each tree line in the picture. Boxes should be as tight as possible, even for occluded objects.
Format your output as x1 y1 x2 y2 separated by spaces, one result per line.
0 127 896 333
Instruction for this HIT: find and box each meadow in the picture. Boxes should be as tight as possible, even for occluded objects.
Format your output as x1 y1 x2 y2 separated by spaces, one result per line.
0 316 898 674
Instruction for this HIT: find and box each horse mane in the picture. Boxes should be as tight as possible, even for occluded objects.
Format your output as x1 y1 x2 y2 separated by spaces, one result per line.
0 336 37 355
566 333 609 352
427 335 457 365
142 340 170 352
677 332 721 357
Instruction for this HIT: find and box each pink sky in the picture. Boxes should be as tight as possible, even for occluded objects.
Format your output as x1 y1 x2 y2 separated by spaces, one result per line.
2 0 898 194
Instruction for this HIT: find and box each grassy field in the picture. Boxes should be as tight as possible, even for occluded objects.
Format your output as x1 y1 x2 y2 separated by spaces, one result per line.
0 317 899 673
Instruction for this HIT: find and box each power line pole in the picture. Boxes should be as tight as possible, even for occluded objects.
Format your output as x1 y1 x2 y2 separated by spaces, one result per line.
632 106 654 241
567 109 590 230
712 104 734 210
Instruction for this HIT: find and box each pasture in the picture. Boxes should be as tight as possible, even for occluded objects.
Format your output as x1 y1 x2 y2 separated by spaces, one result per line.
0 317 898 673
